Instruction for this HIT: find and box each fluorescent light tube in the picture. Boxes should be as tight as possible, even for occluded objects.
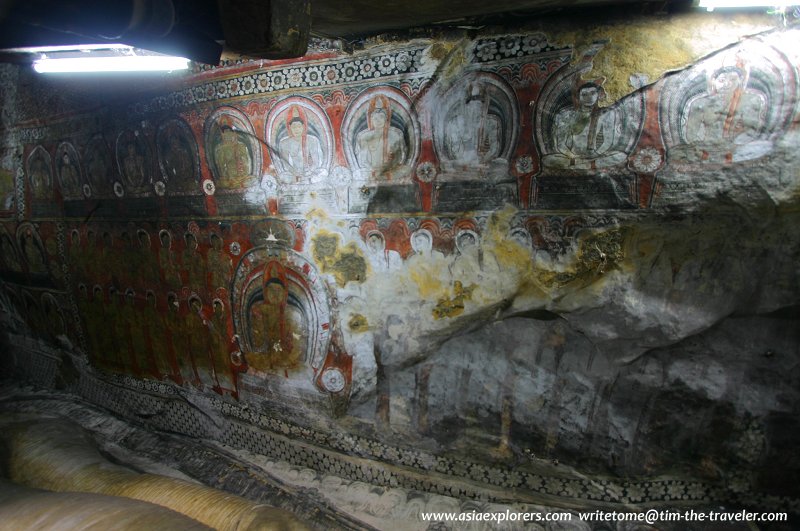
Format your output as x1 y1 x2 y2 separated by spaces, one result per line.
33 55 190 73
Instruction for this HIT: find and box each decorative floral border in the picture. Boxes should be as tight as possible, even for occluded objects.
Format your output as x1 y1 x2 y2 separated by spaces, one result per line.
131 48 426 116
473 34 568 63
15 164 25 221
8 337 799 514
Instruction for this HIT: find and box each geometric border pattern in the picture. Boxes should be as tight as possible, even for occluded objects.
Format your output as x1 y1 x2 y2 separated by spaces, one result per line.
130 47 427 115
5 333 799 515
473 33 568 63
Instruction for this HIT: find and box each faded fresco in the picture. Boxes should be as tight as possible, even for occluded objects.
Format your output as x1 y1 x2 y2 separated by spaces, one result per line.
533 42 645 209
654 38 797 206
343 87 419 184
26 146 53 201
435 72 517 180
156 117 201 195
267 97 333 185
205 107 261 193
115 129 153 197
83 134 114 198
55 142 83 200
1 22 799 514
4 27 799 402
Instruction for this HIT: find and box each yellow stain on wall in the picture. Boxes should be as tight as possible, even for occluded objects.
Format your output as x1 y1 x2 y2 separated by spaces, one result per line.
305 207 330 222
533 228 626 296
427 40 469 81
311 230 367 287
408 268 441 300
499 225 629 309
348 313 369 333
548 13 773 102
407 257 450 301
432 281 476 319
482 205 550 300
486 206 527 271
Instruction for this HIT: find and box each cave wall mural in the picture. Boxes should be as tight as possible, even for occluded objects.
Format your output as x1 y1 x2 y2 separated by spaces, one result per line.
1 17 800 526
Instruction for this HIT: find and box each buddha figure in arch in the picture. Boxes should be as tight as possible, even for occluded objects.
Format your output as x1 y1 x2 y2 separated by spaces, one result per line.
676 65 769 164
58 149 81 195
213 116 253 188
121 141 147 189
277 105 324 183
444 83 502 165
542 81 626 172
86 141 111 194
29 154 51 199
161 131 195 189
355 95 407 181
249 261 303 371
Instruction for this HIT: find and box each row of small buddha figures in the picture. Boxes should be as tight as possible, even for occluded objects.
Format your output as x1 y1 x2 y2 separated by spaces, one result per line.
75 284 239 394
67 228 233 296
6 289 68 344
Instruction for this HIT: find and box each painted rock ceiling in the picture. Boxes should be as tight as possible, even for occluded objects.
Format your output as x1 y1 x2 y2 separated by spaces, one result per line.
1 14 799 528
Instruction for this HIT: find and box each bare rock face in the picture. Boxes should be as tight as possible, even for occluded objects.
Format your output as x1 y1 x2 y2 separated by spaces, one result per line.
382 308 799 485
0 14 799 519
